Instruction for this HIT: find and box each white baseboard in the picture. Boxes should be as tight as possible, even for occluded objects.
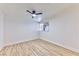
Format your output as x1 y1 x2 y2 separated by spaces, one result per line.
2 37 79 53
0 38 36 50
41 37 79 53
4 37 38 47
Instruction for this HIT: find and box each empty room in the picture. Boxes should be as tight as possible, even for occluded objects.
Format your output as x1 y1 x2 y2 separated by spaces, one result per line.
0 3 79 56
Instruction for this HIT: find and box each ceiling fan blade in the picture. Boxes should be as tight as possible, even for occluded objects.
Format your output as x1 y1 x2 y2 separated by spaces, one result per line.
36 13 43 15
26 10 32 14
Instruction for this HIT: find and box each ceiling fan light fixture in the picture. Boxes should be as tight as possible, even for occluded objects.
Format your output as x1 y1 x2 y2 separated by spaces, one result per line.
26 10 43 22
32 14 36 17
32 15 42 22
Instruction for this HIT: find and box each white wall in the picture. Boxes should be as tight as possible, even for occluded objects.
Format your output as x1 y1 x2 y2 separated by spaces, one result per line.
0 11 4 48
41 5 79 52
4 19 39 45
0 4 41 46
3 8 39 45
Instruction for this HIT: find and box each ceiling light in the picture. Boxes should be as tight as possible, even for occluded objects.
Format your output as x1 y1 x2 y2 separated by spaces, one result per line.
32 14 36 17
32 15 42 23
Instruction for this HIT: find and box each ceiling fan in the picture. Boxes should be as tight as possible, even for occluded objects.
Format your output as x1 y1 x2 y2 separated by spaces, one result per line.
26 10 49 32
26 10 43 18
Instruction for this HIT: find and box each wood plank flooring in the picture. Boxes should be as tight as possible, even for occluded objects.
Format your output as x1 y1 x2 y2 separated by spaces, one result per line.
0 39 79 56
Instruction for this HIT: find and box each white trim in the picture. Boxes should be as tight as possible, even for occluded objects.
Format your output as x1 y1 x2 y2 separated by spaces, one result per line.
41 37 79 53
4 37 38 47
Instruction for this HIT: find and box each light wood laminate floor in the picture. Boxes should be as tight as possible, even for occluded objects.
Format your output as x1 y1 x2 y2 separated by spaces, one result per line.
0 39 79 56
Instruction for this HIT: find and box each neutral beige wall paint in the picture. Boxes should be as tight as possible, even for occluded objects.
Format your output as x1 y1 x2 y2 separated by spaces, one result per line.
41 5 79 52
